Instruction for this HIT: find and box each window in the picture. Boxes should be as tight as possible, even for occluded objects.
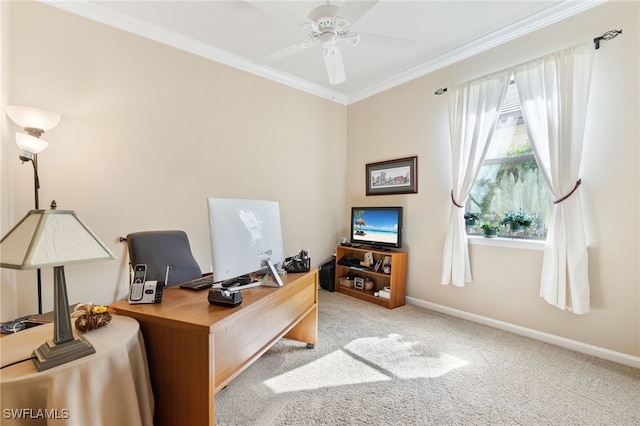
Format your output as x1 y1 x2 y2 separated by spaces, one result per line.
466 82 552 240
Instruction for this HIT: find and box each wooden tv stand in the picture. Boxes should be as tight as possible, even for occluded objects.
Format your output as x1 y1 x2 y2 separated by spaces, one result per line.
335 245 407 309
112 270 318 426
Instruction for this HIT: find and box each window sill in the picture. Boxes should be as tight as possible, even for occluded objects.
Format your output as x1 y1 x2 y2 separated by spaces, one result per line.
467 235 546 251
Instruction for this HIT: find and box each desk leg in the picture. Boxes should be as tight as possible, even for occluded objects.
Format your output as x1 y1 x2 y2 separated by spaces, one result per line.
283 304 318 348
138 321 214 426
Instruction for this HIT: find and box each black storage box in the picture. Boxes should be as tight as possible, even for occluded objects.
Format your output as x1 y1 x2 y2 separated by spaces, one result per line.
318 258 336 292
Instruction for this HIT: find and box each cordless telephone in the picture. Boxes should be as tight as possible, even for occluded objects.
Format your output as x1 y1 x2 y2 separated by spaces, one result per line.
128 264 163 304
129 264 147 302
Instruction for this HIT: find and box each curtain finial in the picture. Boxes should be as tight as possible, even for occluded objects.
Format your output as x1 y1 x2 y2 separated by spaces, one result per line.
594 29 622 49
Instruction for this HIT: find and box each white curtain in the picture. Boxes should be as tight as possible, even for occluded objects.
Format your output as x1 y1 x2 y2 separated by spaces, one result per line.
441 74 510 286
513 43 594 314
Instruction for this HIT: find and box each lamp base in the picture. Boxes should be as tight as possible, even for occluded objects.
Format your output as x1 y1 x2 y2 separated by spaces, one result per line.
32 336 96 371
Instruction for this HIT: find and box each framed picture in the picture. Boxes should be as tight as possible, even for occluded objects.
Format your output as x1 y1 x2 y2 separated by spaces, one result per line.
366 156 418 196
354 277 364 290
382 255 392 274
363 252 374 265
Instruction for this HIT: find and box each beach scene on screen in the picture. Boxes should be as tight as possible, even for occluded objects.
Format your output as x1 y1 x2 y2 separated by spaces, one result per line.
352 209 399 244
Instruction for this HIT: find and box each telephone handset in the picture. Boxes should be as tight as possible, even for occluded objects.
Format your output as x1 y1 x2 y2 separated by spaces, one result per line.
128 264 164 304
129 264 147 302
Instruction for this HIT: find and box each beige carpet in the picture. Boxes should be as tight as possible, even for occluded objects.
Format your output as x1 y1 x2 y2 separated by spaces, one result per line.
214 289 639 425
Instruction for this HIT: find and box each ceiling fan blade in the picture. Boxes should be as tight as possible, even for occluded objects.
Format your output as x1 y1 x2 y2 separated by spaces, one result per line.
245 1 313 28
256 41 309 65
355 33 418 57
323 47 346 85
336 0 378 25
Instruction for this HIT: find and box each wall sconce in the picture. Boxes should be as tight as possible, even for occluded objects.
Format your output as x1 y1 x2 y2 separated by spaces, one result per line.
5 105 61 314
5 105 60 207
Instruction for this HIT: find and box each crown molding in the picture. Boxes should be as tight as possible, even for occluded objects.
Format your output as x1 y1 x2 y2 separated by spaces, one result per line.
346 0 606 104
41 0 604 106
40 0 348 105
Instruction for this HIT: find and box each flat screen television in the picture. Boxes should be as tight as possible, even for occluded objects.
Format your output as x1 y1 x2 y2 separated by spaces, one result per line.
207 198 285 287
350 206 403 250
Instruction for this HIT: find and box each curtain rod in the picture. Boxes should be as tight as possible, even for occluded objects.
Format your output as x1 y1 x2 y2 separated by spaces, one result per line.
434 29 622 95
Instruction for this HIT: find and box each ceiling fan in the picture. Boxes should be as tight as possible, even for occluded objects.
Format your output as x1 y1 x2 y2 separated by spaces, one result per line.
254 0 418 85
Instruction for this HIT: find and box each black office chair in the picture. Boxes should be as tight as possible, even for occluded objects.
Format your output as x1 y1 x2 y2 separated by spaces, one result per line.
126 230 202 287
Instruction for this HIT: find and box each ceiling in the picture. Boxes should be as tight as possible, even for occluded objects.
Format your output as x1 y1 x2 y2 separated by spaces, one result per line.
47 1 603 104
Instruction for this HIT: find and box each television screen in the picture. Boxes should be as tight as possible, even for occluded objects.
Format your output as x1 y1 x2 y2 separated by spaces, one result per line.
207 198 285 286
350 207 403 249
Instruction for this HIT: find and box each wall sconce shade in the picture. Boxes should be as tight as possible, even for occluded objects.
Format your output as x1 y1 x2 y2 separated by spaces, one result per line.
15 132 49 160
5 105 61 132
0 201 117 370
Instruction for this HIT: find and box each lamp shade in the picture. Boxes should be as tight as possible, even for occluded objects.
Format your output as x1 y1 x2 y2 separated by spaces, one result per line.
0 201 116 371
5 105 61 131
16 132 49 154
0 202 116 270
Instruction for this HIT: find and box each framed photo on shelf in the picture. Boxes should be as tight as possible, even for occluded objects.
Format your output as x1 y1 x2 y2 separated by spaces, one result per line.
354 277 365 290
382 255 392 274
366 156 418 196
363 252 374 265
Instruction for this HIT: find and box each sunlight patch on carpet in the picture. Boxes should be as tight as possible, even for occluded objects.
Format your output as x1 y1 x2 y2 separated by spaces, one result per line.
263 334 468 393
345 334 469 379
263 349 391 393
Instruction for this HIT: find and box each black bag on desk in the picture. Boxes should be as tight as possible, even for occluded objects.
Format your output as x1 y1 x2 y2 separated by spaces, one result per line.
283 250 310 273
318 258 335 292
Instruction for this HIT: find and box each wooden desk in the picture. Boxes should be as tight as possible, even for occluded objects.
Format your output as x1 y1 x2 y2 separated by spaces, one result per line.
112 270 318 426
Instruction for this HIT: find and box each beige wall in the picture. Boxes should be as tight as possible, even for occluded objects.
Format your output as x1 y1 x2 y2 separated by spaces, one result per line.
2 1 638 360
347 1 639 357
2 2 346 318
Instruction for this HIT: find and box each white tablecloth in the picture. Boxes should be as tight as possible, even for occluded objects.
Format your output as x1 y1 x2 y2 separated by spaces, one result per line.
0 315 154 425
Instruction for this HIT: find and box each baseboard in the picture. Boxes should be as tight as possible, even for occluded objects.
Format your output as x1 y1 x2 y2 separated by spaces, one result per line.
406 296 640 369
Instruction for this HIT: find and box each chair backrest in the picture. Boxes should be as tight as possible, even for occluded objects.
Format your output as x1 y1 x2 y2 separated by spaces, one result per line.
126 230 202 287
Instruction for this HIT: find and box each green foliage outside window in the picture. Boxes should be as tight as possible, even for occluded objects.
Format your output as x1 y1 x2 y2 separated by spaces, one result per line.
468 131 552 239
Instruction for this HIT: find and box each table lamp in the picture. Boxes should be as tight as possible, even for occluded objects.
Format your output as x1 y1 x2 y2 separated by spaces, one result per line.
0 200 116 371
